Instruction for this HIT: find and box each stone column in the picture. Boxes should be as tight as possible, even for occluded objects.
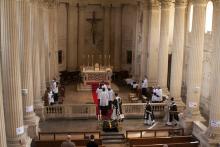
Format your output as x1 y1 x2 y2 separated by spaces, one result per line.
30 1 44 120
204 0 220 145
104 4 111 55
39 2 46 96
169 0 187 110
43 4 51 86
140 1 149 80
0 69 7 147
53 3 59 79
67 2 78 71
157 0 173 92
1 0 31 146
146 0 160 86
180 0 206 134
113 4 122 71
17 0 39 138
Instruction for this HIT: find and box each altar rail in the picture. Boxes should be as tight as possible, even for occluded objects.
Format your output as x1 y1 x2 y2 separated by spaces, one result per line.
44 104 96 119
44 103 167 120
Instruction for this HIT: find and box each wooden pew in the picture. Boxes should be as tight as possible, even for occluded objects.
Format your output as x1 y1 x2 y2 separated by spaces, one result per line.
126 128 184 138
132 142 199 147
35 139 103 147
128 136 199 147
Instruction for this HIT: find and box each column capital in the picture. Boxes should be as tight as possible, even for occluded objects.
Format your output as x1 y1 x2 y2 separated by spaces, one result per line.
175 0 188 7
148 0 160 9
192 0 207 5
160 0 174 9
42 0 59 8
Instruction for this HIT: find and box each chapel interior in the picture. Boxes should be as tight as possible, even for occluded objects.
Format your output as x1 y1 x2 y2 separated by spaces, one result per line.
0 0 220 147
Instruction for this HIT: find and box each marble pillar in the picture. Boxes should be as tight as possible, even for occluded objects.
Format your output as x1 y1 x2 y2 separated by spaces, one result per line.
169 0 187 110
146 0 160 86
39 2 46 96
53 3 59 80
30 1 44 120
113 4 122 71
157 0 173 92
0 2 7 143
140 1 149 80
0 68 7 147
67 2 78 71
104 4 111 55
204 0 220 145
43 5 51 86
1 0 31 146
180 0 206 134
17 0 39 138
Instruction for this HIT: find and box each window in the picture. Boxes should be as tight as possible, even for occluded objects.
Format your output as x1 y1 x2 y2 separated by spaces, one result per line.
127 50 132 64
205 1 213 33
188 4 194 32
58 50 62 64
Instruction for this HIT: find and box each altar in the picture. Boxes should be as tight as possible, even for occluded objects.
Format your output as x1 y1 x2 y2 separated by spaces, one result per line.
81 65 112 85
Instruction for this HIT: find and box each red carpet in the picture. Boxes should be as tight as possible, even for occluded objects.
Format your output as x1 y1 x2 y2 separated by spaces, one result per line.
91 83 112 120
91 84 99 115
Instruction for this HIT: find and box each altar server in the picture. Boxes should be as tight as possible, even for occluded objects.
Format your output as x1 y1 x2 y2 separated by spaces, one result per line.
96 84 103 101
48 90 54 105
112 93 123 121
141 76 148 97
107 86 114 109
99 88 109 115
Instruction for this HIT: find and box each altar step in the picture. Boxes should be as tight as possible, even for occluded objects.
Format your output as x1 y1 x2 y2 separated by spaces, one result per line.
101 132 126 144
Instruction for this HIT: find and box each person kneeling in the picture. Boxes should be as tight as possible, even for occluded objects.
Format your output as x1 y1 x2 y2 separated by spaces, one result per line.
144 101 155 125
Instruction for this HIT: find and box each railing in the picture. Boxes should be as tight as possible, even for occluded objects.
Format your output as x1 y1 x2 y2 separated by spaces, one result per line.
44 104 96 119
38 131 101 141
122 103 167 118
44 103 167 119
126 128 184 138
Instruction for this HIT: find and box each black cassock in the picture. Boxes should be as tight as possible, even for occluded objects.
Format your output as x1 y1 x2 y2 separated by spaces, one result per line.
169 104 179 122
144 104 154 124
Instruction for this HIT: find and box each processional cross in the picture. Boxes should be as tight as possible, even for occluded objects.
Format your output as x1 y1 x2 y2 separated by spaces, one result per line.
86 11 102 44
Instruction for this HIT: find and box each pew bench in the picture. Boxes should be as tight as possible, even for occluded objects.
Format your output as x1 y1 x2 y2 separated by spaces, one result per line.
128 136 199 147
35 139 104 147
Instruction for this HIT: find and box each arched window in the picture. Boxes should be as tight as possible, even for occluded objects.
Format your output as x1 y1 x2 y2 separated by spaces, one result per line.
205 1 213 33
188 4 193 32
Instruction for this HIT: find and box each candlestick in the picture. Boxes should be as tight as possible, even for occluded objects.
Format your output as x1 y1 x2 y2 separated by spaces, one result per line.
88 54 90 67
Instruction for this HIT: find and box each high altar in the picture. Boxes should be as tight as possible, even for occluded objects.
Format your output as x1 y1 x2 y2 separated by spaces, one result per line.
81 54 113 85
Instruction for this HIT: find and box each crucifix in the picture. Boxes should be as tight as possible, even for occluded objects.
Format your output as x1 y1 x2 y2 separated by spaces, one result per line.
86 11 102 44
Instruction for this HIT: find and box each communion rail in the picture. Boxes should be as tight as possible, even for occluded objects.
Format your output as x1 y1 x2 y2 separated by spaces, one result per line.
43 103 167 120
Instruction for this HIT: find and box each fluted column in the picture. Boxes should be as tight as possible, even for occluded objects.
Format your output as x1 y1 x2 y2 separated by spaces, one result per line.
43 4 51 86
53 3 59 79
157 0 173 91
1 0 31 146
104 4 111 54
30 1 44 119
39 2 46 96
0 2 7 146
18 0 39 138
206 0 220 141
67 2 78 71
146 0 160 86
140 1 149 80
170 0 187 109
0 68 7 147
113 4 122 71
185 0 206 118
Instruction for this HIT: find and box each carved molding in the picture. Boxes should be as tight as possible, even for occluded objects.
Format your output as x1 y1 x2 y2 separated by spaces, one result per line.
160 0 174 9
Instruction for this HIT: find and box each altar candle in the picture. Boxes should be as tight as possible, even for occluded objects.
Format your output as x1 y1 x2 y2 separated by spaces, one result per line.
108 55 111 67
88 55 90 66
104 55 106 67
92 55 94 67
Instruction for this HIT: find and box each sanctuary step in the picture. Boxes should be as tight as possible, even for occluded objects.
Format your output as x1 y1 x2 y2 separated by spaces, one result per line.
101 132 126 144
